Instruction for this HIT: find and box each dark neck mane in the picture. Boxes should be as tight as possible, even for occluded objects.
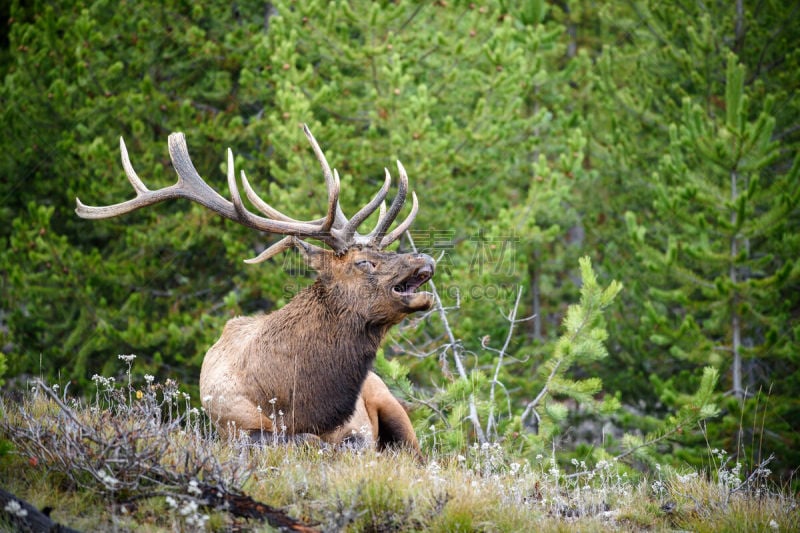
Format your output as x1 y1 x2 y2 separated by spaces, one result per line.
259 281 387 433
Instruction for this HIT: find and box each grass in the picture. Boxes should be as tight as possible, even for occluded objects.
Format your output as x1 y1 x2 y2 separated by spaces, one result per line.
1 366 797 532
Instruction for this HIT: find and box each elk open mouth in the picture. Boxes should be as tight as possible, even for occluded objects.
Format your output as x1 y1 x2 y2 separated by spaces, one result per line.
392 266 434 297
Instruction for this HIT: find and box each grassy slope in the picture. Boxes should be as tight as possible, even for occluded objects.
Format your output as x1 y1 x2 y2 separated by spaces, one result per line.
1 383 796 532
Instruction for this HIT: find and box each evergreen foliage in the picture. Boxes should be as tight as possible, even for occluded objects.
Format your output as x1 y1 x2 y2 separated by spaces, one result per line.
1 0 797 482
587 0 799 474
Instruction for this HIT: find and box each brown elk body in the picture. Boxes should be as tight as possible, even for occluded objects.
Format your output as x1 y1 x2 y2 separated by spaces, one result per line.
200 245 433 445
76 125 433 454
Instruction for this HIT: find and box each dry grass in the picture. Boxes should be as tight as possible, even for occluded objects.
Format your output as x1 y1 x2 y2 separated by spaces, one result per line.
1 368 797 532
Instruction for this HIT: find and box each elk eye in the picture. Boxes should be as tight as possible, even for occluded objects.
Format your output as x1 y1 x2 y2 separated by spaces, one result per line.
356 260 376 271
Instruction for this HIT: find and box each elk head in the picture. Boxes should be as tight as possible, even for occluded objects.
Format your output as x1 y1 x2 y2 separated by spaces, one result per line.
298 243 434 324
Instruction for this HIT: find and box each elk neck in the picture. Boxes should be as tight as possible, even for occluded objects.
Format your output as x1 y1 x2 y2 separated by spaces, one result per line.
305 280 389 348
255 281 388 433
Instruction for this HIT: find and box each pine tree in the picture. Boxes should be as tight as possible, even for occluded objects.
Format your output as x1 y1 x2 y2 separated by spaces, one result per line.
588 1 800 473
392 256 625 456
626 54 799 396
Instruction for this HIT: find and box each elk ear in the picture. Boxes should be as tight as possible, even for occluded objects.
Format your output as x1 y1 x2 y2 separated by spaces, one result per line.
292 238 333 272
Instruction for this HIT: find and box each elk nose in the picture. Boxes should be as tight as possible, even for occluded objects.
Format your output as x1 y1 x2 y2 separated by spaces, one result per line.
416 253 435 277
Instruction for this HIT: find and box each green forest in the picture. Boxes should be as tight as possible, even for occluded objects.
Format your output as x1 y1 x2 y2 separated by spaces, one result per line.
1 0 798 509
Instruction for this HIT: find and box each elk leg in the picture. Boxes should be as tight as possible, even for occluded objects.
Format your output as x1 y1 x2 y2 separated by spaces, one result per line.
360 372 421 457
319 393 375 448
201 394 275 439
318 372 422 458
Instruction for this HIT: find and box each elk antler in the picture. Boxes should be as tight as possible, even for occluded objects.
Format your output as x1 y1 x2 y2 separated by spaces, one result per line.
75 125 419 262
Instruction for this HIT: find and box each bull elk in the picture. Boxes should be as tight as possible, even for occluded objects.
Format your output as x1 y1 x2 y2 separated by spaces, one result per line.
76 125 434 455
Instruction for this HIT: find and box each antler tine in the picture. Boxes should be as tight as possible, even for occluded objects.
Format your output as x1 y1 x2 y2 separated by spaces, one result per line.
76 138 146 218
358 199 387 243
166 133 233 213
380 191 418 248
222 146 337 240
321 169 341 233
244 235 295 264
75 138 147 218
241 169 325 224
341 168 392 243
302 124 347 229
227 148 251 221
119 137 149 195
369 160 409 246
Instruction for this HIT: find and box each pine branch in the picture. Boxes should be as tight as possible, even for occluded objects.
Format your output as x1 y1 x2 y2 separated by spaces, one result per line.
520 257 621 429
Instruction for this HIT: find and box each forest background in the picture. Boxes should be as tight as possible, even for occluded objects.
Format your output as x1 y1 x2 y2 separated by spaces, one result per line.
1 0 798 486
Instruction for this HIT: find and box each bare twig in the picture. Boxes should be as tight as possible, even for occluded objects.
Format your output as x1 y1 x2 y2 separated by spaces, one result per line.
486 286 526 439
406 232 486 443
3 378 318 531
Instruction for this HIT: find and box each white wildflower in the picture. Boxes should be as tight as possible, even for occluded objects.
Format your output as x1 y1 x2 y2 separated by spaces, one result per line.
651 479 665 496
97 469 119 488
187 479 202 496
180 500 198 516
186 511 209 527
118 354 136 362
144 374 155 384
4 500 28 518
676 472 699 484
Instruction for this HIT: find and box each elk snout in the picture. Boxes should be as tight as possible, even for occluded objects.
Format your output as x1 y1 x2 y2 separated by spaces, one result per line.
391 253 435 312
414 253 435 280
